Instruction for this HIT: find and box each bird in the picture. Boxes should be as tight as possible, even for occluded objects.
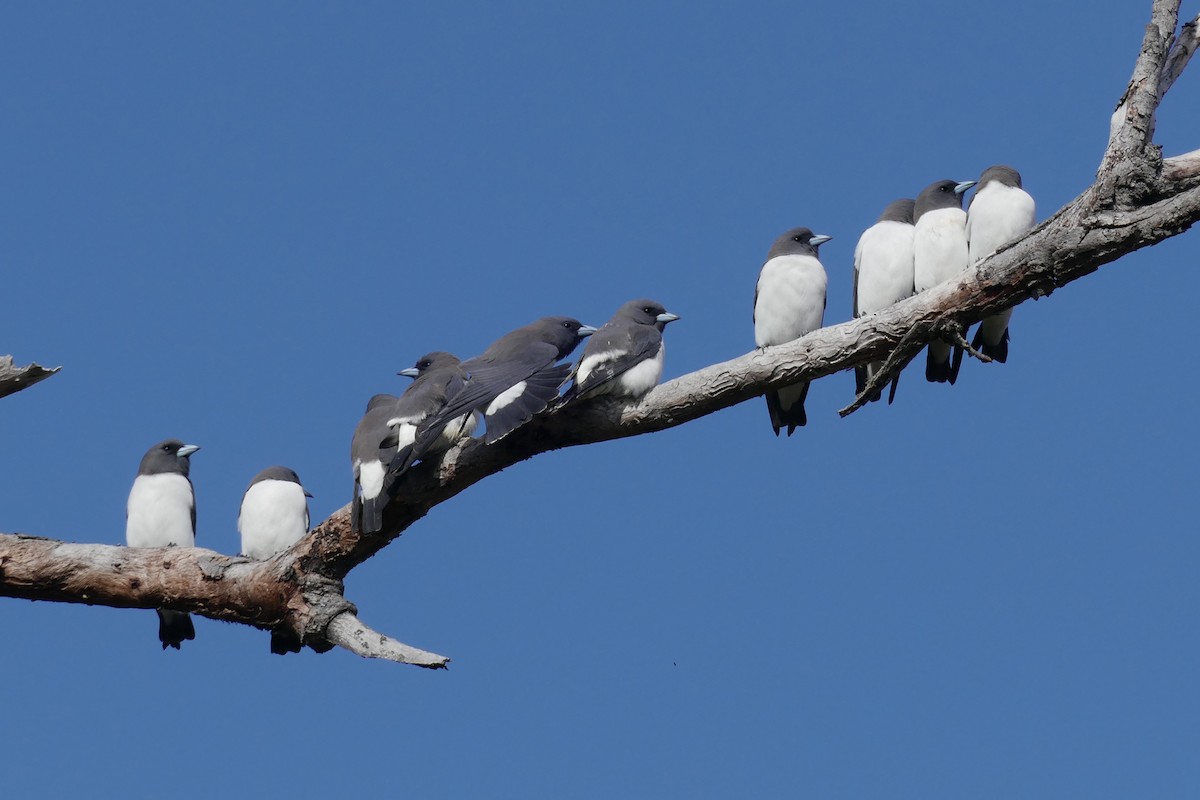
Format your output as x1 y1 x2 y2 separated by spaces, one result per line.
238 465 311 654
350 393 400 534
403 316 596 463
562 299 679 403
351 352 477 533
966 165 1036 363
913 178 976 383
853 198 916 403
753 227 831 435
239 466 311 560
125 438 200 650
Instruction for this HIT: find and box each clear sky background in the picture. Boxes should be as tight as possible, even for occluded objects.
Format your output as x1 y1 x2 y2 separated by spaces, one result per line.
2 2 1198 797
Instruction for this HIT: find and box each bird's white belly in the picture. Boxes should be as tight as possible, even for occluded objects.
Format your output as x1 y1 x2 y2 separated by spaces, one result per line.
755 255 827 346
614 344 664 397
857 222 915 314
126 474 195 548
914 208 968 291
239 480 309 559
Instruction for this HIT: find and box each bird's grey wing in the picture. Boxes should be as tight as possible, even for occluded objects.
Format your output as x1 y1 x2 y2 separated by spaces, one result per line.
570 324 660 397
482 361 573 444
402 344 559 468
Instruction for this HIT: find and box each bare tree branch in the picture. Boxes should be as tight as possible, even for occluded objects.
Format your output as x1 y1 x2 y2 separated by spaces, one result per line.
1 1 1198 666
0 356 60 400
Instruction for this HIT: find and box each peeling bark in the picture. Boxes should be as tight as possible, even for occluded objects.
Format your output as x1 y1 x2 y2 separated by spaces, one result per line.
0 356 60 400
1 0 1197 666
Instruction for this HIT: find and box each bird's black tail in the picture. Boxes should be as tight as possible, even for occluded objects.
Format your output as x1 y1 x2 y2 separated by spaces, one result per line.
156 609 195 650
765 382 808 437
925 342 958 384
483 363 573 444
971 324 1009 363
270 628 303 655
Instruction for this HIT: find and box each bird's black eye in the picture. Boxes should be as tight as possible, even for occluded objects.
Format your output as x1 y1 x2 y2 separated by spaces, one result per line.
161 445 171 452
643 306 654 314
793 235 803 242
419 360 430 369
562 321 572 328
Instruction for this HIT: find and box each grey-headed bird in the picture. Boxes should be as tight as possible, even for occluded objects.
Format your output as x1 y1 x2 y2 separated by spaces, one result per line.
126 438 200 650
853 199 915 403
563 299 679 403
754 227 831 435
966 165 1036 363
913 179 976 383
239 465 311 653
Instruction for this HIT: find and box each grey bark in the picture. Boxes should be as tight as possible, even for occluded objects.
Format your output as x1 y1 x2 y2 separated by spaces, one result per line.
1 0 1197 666
0 356 60 400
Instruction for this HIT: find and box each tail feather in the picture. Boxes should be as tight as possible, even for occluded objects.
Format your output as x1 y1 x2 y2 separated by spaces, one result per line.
270 628 303 655
973 324 1010 363
156 609 195 650
925 342 953 383
765 382 809 437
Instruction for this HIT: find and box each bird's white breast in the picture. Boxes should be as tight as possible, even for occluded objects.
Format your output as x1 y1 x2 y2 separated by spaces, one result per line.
967 183 1036 264
239 479 309 559
914 207 969 291
754 254 828 347
126 473 195 548
614 343 664 397
855 220 916 315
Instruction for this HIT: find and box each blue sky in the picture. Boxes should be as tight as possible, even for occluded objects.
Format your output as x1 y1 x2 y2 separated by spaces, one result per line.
2 1 1198 797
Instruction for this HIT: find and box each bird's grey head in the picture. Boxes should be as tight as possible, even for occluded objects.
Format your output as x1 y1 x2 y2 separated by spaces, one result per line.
246 465 311 497
534 316 598 359
767 227 833 260
977 165 1023 189
877 198 916 225
398 351 461 378
137 439 200 477
914 179 975 220
615 299 680 330
363 393 398 413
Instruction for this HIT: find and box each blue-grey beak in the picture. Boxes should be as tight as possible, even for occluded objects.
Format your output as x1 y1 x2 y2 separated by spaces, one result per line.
954 180 977 195
809 234 833 247
656 312 680 324
303 489 314 498
177 444 200 459
397 367 420 378
578 324 598 337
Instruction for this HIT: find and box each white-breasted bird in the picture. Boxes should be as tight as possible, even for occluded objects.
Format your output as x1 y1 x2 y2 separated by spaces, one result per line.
239 466 310 559
126 438 200 650
754 227 831 435
913 178 976 383
563 298 679 403
966 165 1036 363
239 465 311 654
853 198 916 403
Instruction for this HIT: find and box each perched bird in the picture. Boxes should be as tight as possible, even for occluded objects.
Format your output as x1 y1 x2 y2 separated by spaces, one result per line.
238 465 311 654
913 178 976 383
405 316 596 460
351 352 477 533
239 466 311 559
966 165 1036 363
351 393 400 534
125 439 200 650
563 299 679 403
853 199 916 403
753 227 831 435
